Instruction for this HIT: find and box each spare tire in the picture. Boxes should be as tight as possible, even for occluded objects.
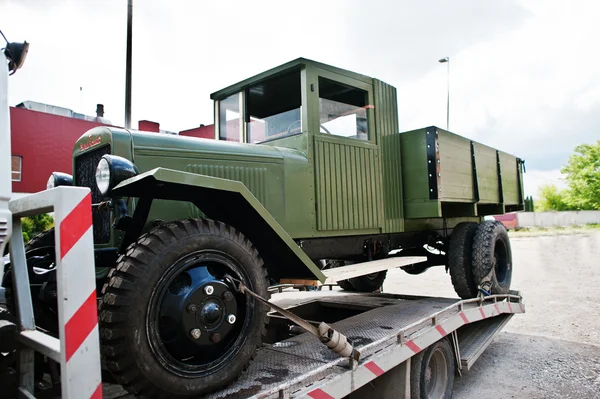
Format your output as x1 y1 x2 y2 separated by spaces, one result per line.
472 220 512 294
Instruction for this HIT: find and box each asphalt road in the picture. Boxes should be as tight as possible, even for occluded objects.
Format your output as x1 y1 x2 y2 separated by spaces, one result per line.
104 230 600 398
383 230 600 398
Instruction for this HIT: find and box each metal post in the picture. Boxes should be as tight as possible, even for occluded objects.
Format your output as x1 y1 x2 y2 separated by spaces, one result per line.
438 57 450 130
125 0 133 129
446 59 449 130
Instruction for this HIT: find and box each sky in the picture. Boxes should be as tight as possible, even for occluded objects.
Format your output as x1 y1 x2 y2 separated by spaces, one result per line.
2 0 599 197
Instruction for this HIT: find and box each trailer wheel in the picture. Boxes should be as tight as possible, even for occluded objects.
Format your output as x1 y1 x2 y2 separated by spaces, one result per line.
448 222 479 299
472 220 512 294
410 338 455 399
343 271 387 292
99 219 269 398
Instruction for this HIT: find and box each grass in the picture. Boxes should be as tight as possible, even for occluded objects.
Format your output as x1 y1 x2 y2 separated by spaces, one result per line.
508 223 600 237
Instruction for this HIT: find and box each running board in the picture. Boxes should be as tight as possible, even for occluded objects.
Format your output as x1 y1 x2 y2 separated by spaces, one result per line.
322 257 427 284
458 313 513 370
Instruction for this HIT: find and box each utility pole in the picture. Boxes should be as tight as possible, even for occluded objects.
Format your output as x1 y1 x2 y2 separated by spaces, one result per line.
125 0 133 129
438 57 450 130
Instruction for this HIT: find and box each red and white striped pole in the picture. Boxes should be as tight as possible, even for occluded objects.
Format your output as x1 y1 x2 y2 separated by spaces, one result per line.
54 188 102 399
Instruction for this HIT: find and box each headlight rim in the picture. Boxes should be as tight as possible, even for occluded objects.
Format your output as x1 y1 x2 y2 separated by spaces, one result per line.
95 155 138 196
46 172 73 190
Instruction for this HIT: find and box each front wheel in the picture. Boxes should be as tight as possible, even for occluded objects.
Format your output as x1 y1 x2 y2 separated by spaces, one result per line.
99 219 269 398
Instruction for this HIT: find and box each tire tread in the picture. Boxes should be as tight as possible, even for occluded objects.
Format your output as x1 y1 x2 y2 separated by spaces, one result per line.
448 222 479 299
99 218 269 398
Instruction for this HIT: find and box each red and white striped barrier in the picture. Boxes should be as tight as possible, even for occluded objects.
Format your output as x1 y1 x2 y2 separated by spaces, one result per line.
55 189 102 399
10 187 101 399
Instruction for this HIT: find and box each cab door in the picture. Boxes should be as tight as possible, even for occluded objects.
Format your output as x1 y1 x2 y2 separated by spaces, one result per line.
311 71 383 234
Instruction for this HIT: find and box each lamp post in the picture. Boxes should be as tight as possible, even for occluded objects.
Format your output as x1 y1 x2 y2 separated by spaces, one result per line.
125 0 133 129
438 57 449 130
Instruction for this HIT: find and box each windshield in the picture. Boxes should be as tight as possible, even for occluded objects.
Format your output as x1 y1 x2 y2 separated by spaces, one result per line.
246 70 301 143
218 92 242 142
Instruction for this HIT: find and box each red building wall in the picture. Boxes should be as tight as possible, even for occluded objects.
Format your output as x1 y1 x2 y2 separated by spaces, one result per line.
10 107 108 193
179 124 214 139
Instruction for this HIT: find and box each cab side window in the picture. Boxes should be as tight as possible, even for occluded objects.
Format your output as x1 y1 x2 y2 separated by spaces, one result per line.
318 77 369 141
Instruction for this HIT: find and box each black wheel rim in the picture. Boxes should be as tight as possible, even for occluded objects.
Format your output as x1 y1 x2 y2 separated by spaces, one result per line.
493 238 510 286
147 250 252 376
425 347 448 398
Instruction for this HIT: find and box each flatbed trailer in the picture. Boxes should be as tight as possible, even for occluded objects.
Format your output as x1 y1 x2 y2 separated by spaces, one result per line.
104 288 524 399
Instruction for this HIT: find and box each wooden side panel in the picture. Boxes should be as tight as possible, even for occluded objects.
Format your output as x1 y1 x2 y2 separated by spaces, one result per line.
400 128 442 218
314 136 382 231
438 131 473 202
499 151 520 205
473 143 500 204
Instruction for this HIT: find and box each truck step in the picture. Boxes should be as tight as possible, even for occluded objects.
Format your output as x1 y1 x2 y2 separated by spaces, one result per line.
458 313 513 370
322 256 426 284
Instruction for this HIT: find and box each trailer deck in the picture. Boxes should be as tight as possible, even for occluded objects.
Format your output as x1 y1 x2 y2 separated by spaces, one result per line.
105 289 524 399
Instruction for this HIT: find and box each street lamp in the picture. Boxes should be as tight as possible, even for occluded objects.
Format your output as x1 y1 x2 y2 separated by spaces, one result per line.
125 0 133 129
438 57 449 130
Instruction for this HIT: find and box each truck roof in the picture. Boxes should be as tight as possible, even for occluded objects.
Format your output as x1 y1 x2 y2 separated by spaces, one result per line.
210 57 374 101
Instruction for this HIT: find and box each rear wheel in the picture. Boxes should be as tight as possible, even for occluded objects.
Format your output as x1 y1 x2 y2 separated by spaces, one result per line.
343 271 387 292
410 338 455 399
447 222 479 299
472 221 512 294
99 219 269 398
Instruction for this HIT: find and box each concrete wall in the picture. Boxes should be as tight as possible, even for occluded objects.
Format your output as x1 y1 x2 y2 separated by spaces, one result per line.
515 211 600 228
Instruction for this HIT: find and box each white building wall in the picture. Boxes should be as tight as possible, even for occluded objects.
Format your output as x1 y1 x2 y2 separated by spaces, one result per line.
517 211 600 228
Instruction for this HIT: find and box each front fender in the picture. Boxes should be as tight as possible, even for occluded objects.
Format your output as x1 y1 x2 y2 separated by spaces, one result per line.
112 167 326 282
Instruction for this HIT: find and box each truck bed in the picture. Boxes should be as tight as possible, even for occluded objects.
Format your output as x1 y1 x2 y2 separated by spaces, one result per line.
400 126 525 219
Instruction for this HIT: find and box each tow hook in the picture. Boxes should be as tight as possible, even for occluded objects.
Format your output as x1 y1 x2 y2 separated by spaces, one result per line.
224 275 360 361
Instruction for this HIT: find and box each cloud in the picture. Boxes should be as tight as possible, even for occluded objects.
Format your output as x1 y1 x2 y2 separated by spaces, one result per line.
394 0 600 174
3 0 598 190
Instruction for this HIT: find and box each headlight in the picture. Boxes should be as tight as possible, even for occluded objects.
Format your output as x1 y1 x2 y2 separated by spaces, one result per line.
95 155 138 195
95 158 111 194
46 172 73 189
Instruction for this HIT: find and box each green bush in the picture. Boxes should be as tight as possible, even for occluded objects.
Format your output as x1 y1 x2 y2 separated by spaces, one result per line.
536 185 572 212
21 214 54 242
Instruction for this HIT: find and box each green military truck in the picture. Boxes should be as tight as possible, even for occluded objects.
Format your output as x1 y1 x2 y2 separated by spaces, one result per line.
17 58 524 397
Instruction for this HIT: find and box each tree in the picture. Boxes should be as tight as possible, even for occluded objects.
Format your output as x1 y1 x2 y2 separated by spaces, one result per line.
524 195 535 212
536 184 571 212
561 140 600 210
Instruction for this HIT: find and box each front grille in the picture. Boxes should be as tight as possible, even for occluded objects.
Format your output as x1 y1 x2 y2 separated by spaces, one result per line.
75 145 112 244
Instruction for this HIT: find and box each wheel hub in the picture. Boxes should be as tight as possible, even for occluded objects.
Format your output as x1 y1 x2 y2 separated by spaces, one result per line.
158 265 240 352
182 281 238 346
199 301 222 325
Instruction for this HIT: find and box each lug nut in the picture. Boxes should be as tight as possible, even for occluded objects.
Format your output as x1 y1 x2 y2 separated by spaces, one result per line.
227 314 236 324
222 291 234 301
210 333 221 343
187 304 198 313
190 329 201 339
204 285 214 295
